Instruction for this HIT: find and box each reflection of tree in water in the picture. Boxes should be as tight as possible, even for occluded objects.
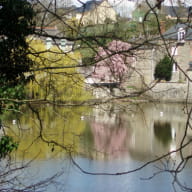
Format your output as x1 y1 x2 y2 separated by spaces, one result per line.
4 105 89 159
90 110 131 159
154 121 172 146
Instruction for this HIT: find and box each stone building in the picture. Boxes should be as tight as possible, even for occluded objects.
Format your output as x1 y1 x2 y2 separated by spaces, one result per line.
127 23 192 88
163 23 192 82
142 23 192 102
117 22 192 102
75 0 117 25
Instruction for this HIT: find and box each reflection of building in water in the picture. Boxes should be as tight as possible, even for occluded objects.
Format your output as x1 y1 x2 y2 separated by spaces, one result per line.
89 103 191 162
125 103 190 161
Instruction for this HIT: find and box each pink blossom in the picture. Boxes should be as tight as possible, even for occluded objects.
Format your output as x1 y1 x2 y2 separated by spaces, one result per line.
92 40 134 82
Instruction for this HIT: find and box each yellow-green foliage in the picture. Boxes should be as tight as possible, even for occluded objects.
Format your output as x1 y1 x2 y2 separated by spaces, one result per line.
27 39 91 102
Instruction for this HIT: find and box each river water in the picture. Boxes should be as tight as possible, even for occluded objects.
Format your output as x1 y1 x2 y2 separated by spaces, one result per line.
2 102 192 192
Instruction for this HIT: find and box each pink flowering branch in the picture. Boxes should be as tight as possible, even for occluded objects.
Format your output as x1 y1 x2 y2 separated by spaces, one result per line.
92 40 135 83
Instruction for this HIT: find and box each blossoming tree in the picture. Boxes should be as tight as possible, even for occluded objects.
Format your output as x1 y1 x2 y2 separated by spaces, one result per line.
92 40 135 84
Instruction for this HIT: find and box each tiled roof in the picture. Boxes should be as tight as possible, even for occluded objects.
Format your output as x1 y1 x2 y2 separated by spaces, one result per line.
163 23 192 40
162 6 191 18
76 0 102 13
35 26 62 38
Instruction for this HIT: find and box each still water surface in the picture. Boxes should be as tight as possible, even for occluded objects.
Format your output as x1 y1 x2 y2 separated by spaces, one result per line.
3 102 192 192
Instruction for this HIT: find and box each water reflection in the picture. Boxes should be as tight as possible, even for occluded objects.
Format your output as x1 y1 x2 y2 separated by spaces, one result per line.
3 105 90 159
84 103 189 162
2 102 192 192
90 107 131 159
2 103 190 161
154 121 172 146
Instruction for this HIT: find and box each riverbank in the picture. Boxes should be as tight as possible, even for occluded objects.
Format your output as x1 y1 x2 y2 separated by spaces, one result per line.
145 82 192 103
89 81 192 104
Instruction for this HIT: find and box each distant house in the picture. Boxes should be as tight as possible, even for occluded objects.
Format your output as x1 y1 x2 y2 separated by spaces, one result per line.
162 23 192 82
75 0 117 25
126 23 192 89
35 26 62 40
108 0 137 18
34 26 73 52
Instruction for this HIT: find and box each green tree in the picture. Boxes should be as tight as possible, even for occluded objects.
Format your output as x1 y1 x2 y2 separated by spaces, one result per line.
0 0 35 83
27 39 91 102
0 135 18 159
59 17 80 38
154 55 173 81
0 0 35 112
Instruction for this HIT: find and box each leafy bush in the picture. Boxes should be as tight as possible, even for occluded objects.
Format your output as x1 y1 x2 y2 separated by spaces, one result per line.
154 55 173 81
0 135 18 158
0 0 35 83
0 0 34 112
0 77 26 113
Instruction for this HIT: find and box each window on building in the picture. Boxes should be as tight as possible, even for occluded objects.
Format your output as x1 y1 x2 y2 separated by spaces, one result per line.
188 61 192 70
46 37 52 50
171 46 178 56
172 63 177 72
178 28 185 43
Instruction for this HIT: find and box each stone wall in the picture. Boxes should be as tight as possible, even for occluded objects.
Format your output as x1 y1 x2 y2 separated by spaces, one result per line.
127 49 156 88
173 41 192 81
127 47 167 89
146 82 189 102
145 71 192 103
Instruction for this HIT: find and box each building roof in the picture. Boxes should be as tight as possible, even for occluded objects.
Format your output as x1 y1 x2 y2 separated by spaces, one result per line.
163 23 192 40
162 6 191 18
75 0 102 13
35 26 62 38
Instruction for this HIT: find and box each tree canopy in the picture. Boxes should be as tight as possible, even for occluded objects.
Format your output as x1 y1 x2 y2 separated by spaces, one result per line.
0 0 35 83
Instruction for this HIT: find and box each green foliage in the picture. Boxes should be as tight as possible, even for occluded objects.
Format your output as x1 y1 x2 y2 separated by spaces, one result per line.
80 47 96 65
0 77 26 112
59 17 80 38
0 0 35 83
0 78 25 99
27 40 91 102
0 135 18 158
154 55 173 81
80 20 141 41
79 21 139 65
0 0 35 112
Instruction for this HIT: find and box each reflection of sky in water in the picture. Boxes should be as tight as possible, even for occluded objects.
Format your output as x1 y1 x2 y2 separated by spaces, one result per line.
17 156 192 192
